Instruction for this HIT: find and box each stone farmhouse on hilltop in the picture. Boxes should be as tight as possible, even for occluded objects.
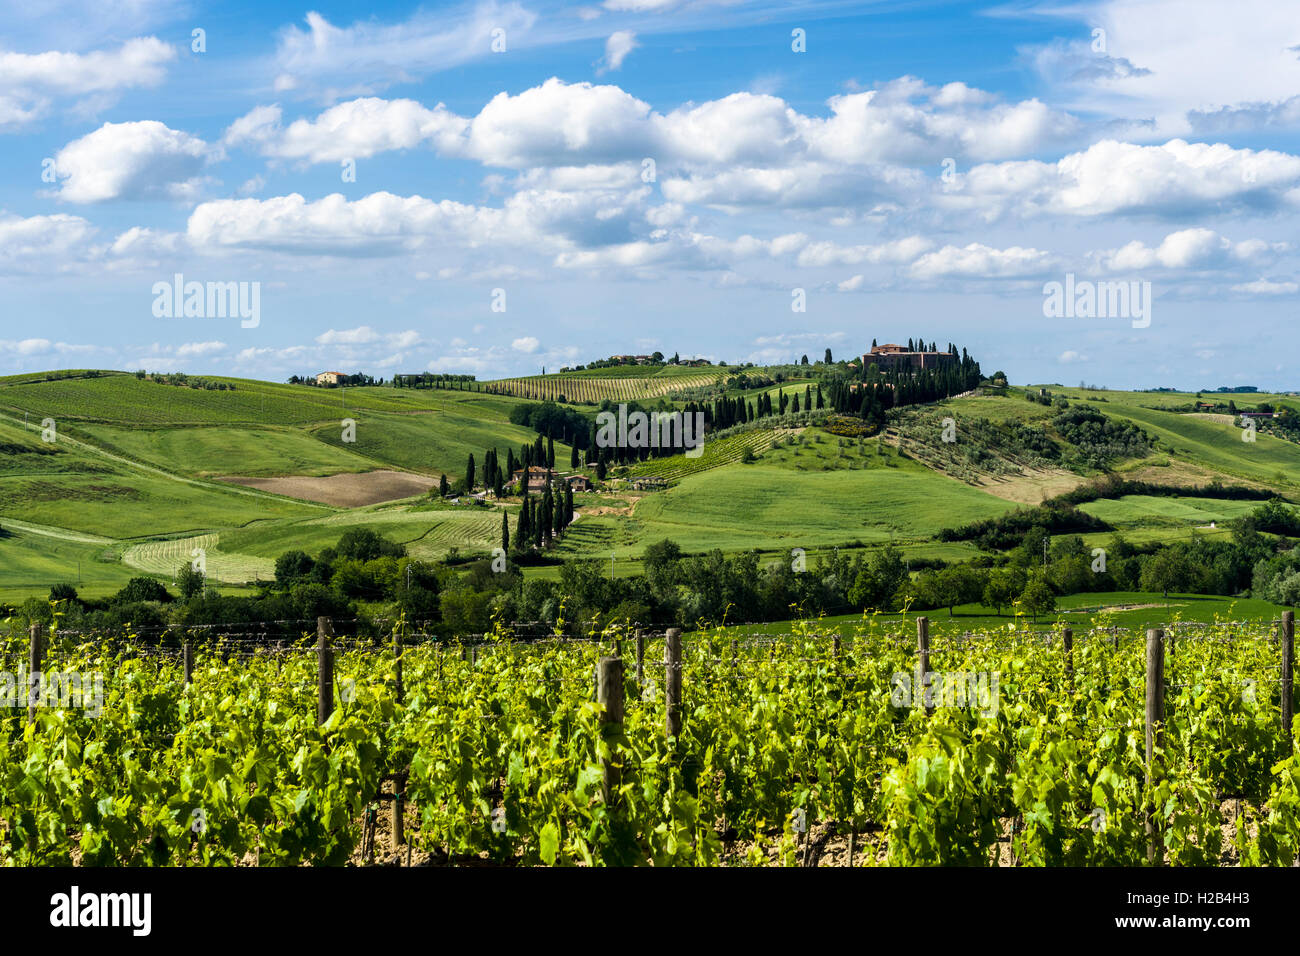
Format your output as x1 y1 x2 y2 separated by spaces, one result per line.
863 344 957 371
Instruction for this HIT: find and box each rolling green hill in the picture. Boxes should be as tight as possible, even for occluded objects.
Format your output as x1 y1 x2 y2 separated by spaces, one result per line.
0 372 568 481
76 423 381 478
0 415 323 538
1089 402 1300 490
563 456 1017 556
3 369 1298 602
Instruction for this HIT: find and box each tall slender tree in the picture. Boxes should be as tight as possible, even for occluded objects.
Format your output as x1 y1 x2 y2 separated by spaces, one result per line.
541 484 554 545
516 502 529 550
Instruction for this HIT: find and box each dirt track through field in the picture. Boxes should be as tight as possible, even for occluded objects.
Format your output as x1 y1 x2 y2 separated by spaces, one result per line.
217 470 435 507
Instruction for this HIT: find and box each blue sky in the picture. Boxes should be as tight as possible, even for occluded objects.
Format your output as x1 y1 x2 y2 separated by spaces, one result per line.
2 0 1299 388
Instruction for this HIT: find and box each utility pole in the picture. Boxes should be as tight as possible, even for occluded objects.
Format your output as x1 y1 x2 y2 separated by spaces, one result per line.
1043 539 1048 567
610 551 615 580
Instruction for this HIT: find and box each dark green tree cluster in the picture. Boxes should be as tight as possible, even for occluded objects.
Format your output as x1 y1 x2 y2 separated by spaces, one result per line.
825 344 981 424
509 401 590 449
392 373 477 389
513 479 575 554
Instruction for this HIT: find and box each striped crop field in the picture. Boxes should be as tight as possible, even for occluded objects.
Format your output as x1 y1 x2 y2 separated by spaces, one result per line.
121 508 503 582
216 506 505 562
122 534 275 584
490 369 724 404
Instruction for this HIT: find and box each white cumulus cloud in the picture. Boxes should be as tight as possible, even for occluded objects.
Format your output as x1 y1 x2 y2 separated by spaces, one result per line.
53 120 211 202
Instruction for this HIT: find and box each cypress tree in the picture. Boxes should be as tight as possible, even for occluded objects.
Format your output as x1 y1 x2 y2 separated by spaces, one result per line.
438 474 449 497
501 509 509 552
465 453 476 490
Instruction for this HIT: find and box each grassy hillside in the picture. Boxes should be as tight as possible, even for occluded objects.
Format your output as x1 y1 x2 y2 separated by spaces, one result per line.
0 416 322 538
308 404 562 479
0 373 573 482
568 456 1016 556
0 372 371 425
4 369 1298 605
1078 495 1261 528
1090 403 1300 490
0 521 138 598
77 423 382 478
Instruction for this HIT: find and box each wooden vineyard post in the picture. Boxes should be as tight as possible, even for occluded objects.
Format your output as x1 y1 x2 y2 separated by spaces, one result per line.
1062 627 1073 692
1113 627 1119 652
27 623 42 725
183 640 194 687
392 772 407 850
393 627 404 705
1145 628 1165 865
833 634 841 660
317 616 334 726
665 628 683 741
916 617 931 714
1282 611 1294 742
596 656 625 806
634 630 645 686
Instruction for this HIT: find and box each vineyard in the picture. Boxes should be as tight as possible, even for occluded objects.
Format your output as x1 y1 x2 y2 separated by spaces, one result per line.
612 427 797 482
489 369 724 404
2 614 1297 866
